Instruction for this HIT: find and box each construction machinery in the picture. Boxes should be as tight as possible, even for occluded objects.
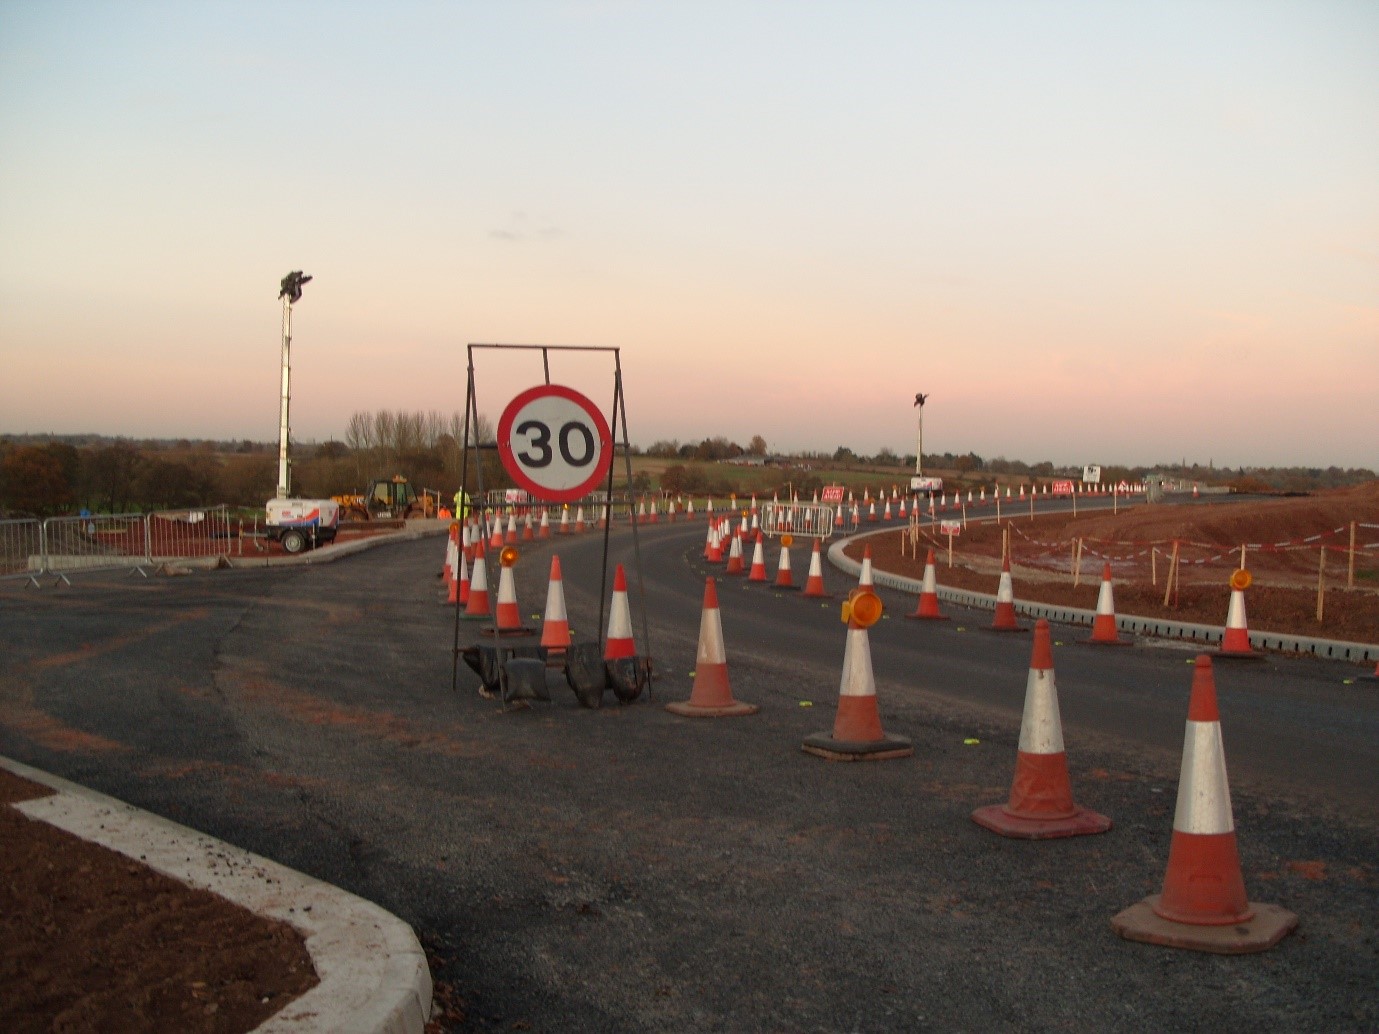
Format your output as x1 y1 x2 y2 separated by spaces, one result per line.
333 475 436 521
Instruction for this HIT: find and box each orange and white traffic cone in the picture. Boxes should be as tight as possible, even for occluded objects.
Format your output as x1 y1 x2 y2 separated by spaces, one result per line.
538 509 551 539
867 501 878 522
882 499 892 521
574 506 586 533
488 517 503 550
747 532 768 582
489 556 530 635
1111 656 1298 953
521 512 534 542
972 620 1111 839
540 555 571 650
604 564 636 660
446 546 464 605
462 543 491 619
990 556 1025 632
774 539 797 589
1216 571 1259 659
801 538 830 598
457 549 470 605
703 521 716 560
505 513 518 545
559 507 571 535
1087 563 1127 644
666 578 759 718
906 549 948 620
443 526 458 584
725 531 745 575
803 589 912 761
707 525 724 564
858 544 874 590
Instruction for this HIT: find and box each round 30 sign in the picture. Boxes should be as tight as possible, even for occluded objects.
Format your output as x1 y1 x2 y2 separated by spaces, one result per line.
496 384 613 503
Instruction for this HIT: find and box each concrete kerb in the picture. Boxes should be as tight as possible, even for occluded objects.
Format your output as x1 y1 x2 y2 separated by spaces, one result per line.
226 520 450 569
0 755 432 1034
827 530 1379 665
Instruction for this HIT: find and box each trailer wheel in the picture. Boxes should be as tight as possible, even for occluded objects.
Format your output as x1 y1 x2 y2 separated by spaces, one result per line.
281 529 308 554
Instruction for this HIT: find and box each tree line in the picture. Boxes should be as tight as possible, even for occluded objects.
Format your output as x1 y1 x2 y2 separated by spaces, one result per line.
2 423 1373 518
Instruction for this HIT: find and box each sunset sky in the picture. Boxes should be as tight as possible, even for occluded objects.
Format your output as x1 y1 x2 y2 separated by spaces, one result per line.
1 1 1375 470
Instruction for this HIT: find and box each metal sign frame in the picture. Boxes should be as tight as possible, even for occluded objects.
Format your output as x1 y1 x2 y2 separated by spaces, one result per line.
451 344 652 697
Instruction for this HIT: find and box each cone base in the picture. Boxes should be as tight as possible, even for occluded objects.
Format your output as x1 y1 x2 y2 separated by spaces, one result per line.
971 803 1111 840
479 624 536 637
801 731 913 762
1110 896 1297 955
665 700 759 718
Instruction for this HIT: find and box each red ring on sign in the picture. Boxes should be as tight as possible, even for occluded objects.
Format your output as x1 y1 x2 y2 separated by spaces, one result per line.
497 384 613 503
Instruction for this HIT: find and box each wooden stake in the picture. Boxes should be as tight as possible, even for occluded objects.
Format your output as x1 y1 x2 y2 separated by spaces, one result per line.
1240 543 1247 570
1317 547 1326 624
1349 521 1357 589
1074 537 1084 588
1151 546 1158 588
1163 541 1179 609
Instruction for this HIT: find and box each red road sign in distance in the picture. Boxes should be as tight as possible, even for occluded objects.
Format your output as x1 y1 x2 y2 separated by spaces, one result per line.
821 485 846 504
1052 480 1075 496
497 384 613 503
940 519 962 536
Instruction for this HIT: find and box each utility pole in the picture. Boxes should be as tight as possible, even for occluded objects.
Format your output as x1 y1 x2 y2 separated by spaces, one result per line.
275 271 312 499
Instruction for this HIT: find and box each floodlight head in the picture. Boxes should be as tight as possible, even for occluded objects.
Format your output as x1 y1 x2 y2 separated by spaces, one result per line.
278 270 313 303
914 392 929 407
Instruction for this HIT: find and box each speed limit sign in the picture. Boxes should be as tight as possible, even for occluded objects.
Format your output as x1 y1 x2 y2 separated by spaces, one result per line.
497 384 613 502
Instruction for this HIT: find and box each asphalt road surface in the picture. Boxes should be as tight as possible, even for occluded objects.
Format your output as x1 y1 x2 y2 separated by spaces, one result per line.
2 521 1376 1032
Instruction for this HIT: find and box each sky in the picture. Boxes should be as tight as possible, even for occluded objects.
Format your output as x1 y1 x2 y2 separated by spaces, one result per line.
1 1 1376 471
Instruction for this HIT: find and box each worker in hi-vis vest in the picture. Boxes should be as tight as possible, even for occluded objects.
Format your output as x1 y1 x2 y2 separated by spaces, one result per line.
453 489 471 520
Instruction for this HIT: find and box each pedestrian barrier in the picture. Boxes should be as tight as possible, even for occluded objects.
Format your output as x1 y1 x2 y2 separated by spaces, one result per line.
760 502 840 539
0 519 44 585
16 508 234 586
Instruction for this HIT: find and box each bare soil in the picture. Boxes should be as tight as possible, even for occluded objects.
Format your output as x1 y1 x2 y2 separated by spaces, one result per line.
850 483 1379 644
0 768 318 1034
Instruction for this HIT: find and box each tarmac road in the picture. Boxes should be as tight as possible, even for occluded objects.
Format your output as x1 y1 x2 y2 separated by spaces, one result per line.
2 523 1377 1032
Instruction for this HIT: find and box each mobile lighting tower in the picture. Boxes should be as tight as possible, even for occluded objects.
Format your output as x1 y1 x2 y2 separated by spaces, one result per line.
263 271 339 554
275 270 312 498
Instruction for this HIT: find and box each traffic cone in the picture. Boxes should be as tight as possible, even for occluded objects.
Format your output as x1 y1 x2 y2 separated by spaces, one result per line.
882 499 892 521
457 549 470 605
488 518 503 550
446 547 463 605
990 556 1025 632
463 543 491 619
803 589 912 761
867 501 878 522
559 507 571 535
538 509 551 539
774 540 797 589
488 559 531 635
747 532 768 582
725 531 745 575
708 525 724 564
703 521 716 560
504 513 518 545
666 578 759 717
1111 656 1298 953
540 555 571 650
1087 563 1128 645
605 564 636 660
972 620 1111 839
521 512 534 541
575 506 586 533
906 549 948 620
857 544 874 591
443 528 457 584
1216 575 1259 659
801 538 830 598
